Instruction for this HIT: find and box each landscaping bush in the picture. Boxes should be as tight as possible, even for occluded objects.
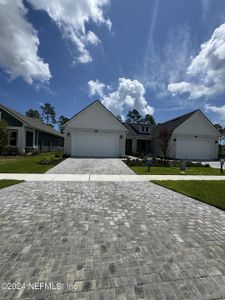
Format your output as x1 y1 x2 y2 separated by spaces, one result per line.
124 158 145 167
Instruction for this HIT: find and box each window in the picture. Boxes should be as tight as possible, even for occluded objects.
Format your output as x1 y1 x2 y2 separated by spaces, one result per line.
26 131 33 147
9 131 17 146
146 127 149 132
142 126 145 132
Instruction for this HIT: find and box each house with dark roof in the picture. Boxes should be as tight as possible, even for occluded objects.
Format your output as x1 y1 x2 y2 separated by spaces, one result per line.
0 104 64 154
125 109 221 160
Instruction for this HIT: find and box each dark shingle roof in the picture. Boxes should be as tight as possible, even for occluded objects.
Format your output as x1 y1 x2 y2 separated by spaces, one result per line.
123 123 138 135
0 104 64 138
152 110 198 136
123 123 154 137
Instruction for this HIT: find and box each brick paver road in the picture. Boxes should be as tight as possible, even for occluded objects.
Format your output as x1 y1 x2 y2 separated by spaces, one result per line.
1 181 225 299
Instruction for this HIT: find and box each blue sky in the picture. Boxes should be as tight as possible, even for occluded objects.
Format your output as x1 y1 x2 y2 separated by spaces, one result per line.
1 0 225 125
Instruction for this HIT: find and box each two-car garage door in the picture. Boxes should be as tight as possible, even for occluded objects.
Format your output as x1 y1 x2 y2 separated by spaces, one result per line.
71 132 119 157
176 138 213 160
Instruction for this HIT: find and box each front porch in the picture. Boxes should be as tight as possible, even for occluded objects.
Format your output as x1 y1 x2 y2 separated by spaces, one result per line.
125 138 152 156
7 127 64 154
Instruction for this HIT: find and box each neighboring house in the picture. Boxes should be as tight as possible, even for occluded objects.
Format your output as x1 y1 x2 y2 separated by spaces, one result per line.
0 104 64 154
64 100 127 157
151 110 221 160
124 110 221 160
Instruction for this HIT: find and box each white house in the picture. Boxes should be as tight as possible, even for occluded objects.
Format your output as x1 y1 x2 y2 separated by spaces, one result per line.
64 100 127 157
64 101 221 160
152 110 221 161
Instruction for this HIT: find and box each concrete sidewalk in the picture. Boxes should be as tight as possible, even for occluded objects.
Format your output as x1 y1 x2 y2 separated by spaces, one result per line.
1 173 225 181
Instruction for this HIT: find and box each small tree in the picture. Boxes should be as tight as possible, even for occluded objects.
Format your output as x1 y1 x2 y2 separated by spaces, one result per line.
214 123 224 134
159 127 171 162
26 109 41 119
126 109 142 123
58 115 69 133
144 114 156 125
0 119 9 155
40 103 56 126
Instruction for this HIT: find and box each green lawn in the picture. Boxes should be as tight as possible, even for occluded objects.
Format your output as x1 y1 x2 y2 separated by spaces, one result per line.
130 166 224 176
0 180 24 189
152 180 225 210
0 153 61 173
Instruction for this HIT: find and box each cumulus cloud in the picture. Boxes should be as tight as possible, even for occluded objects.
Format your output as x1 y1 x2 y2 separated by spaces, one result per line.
88 78 154 117
0 0 51 84
205 103 225 123
28 0 111 64
88 80 105 97
86 31 100 45
168 23 225 99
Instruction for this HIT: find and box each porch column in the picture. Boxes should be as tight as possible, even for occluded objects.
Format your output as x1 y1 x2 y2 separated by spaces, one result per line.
33 130 35 148
20 128 26 154
132 138 137 155
36 131 39 149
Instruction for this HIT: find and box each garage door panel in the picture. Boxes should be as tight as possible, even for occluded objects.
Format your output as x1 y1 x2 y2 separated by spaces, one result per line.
71 133 119 157
176 138 212 160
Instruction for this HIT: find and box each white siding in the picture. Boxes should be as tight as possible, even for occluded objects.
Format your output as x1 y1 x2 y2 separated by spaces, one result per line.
174 111 219 137
66 102 125 131
64 101 127 157
173 111 220 160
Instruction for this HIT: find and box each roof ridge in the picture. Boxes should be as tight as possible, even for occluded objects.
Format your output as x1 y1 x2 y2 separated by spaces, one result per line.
0 103 63 137
161 109 199 125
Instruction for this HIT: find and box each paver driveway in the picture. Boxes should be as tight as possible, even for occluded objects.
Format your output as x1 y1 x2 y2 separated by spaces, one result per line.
47 158 134 175
1 181 225 299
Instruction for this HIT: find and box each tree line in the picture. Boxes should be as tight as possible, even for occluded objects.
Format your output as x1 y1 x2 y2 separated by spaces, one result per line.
117 109 156 124
25 103 69 133
26 106 156 134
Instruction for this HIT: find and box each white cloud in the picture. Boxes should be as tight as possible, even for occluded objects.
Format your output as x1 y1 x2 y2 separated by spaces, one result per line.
205 103 225 123
168 23 225 99
86 31 100 45
88 80 105 97
88 78 154 117
28 0 111 64
168 82 215 99
0 0 51 84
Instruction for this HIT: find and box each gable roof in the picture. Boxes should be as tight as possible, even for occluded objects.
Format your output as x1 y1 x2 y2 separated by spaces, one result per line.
0 104 63 138
64 100 128 131
153 109 222 136
155 110 198 133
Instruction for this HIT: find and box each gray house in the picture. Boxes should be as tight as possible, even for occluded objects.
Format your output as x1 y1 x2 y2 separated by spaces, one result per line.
0 104 64 154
